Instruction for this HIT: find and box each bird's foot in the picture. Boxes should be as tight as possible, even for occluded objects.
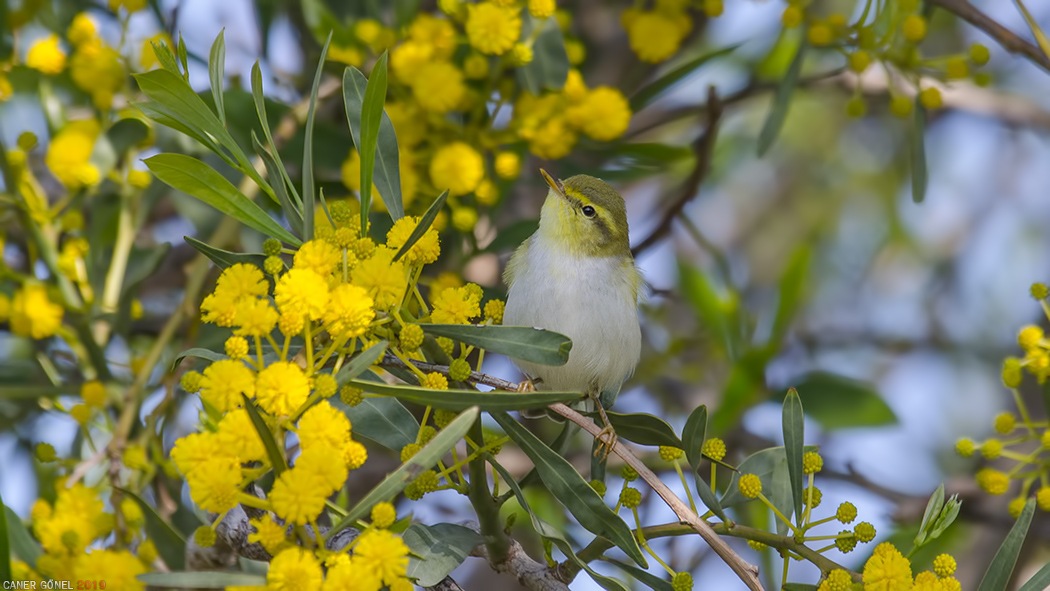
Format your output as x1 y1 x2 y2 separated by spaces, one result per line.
594 424 618 460
516 379 537 393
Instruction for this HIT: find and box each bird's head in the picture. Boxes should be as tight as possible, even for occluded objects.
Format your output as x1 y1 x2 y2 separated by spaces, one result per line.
537 170 630 258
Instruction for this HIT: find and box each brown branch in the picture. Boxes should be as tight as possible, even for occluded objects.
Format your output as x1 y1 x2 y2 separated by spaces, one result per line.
631 86 723 257
927 0 1050 73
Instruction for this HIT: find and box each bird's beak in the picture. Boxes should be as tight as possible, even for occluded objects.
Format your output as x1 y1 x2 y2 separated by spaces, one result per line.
540 168 565 199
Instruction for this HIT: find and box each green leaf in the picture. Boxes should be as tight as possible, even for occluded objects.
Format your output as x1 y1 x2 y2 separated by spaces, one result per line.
915 483 945 547
359 51 392 228
302 33 331 241
177 34 189 77
146 154 300 246
1018 559 1050 591
347 379 582 411
517 16 569 94
694 471 728 523
342 66 404 221
242 394 287 475
327 407 479 539
782 585 820 591
782 389 805 526
117 489 186 570
3 506 41 567
404 523 483 587
630 45 739 111
335 396 418 451
491 411 647 567
394 0 421 27
757 41 806 157
208 30 226 127
137 572 266 588
150 39 182 76
0 491 10 581
135 102 223 155
171 346 226 370
419 324 571 366
251 61 301 206
252 132 303 238
106 117 150 156
682 404 708 472
184 236 267 270
333 341 388 385
489 459 630 591
600 411 683 449
770 247 810 343
978 499 1036 591
679 263 740 360
1014 0 1050 61
912 96 928 203
393 190 448 262
604 558 674 591
781 372 896 429
481 219 538 254
722 446 807 535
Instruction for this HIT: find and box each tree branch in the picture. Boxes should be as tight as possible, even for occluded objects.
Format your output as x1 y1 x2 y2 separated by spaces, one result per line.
927 0 1050 73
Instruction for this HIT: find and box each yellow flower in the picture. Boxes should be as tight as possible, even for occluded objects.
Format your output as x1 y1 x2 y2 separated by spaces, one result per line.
68 13 98 47
529 0 556 19
385 102 427 148
110 0 148 12
269 467 328 525
976 468 1010 495
386 216 441 266
411 61 465 113
32 485 106 556
298 400 351 450
863 543 913 591
353 529 410 585
293 239 340 277
267 547 323 591
256 361 311 416
371 502 397 529
430 142 484 196
27 35 67 74
70 41 124 110
201 291 239 327
296 446 349 491
249 514 290 556
216 408 267 462
10 284 63 339
431 286 481 324
390 41 434 84
466 3 521 55
463 52 490 79
139 32 173 70
275 268 330 320
409 14 457 58
171 432 221 476
0 74 12 101
45 120 100 190
199 359 256 413
81 380 106 407
235 297 279 337
344 439 368 469
217 263 268 299
738 473 762 498
421 372 449 390
627 11 684 63
328 44 364 67
73 550 145 591
324 559 382 591
325 284 376 339
352 247 407 309
495 151 521 179
186 456 242 512
569 87 631 141
475 179 499 205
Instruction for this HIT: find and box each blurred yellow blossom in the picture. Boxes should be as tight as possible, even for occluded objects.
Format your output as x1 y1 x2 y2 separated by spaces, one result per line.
466 3 522 55
430 142 484 196
46 120 100 190
27 35 66 74
10 284 63 339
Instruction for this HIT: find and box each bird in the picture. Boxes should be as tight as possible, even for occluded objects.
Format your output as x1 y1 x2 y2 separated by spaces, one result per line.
503 170 642 455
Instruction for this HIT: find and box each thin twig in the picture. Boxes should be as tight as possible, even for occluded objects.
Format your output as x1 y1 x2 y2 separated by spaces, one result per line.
631 86 723 257
927 0 1050 73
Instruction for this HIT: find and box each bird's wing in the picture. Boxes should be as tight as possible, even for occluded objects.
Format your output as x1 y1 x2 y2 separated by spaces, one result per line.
503 236 531 287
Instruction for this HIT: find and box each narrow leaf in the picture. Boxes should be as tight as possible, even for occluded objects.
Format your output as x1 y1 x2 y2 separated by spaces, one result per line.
118 489 186 570
359 51 391 228
491 411 647 567
171 346 226 371
327 407 479 539
782 372 896 429
251 61 301 205
517 16 570 94
419 324 571 366
150 40 182 76
604 558 674 591
599 411 683 449
978 499 1036 591
347 379 582 411
184 236 267 271
137 572 266 588
682 404 708 472
404 523 483 587
343 66 404 220
758 41 806 156
333 341 388 385
694 472 728 523
770 247 810 343
335 396 418 451
912 96 928 203
4 506 41 567
915 483 946 547
1015 0 1050 61
208 30 226 126
782 388 805 526
1018 559 1050 591
252 132 303 237
0 491 10 581
302 33 331 241
242 394 287 475
393 190 448 262
146 154 299 246
630 45 739 111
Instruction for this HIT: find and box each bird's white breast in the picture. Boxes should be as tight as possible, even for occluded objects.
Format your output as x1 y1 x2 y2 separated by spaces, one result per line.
503 239 641 394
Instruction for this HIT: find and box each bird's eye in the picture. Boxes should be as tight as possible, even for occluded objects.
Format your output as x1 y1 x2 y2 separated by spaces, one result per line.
581 206 596 218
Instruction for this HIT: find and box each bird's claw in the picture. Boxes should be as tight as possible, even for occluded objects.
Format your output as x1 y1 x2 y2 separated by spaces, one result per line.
593 425 618 460
516 379 537 393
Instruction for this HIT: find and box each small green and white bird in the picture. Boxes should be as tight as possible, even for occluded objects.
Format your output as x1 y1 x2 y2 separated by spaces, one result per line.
503 170 642 450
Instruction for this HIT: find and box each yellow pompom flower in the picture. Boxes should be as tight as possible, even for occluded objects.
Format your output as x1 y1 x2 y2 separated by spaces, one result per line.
569 87 631 141
452 207 479 232
186 456 242 512
932 554 956 578
256 361 311 416
234 298 279 337
409 14 458 57
298 400 352 450
325 284 376 339
371 502 397 529
70 41 124 110
171 432 220 476
72 550 146 591
249 515 290 556
10 284 64 339
627 11 684 63
45 120 100 190
344 439 368 469
294 239 341 278
269 468 328 525
529 0 556 18
495 151 521 179
296 446 350 492
217 263 269 299
199 360 255 412
267 547 323 591
902 14 927 43
216 408 266 462
224 335 249 360
275 268 330 321
466 3 522 55
27 35 67 75
352 247 407 309
432 286 481 324
81 381 106 407
738 473 762 498
863 543 913 591
976 468 1010 495
422 372 449 390
68 14 98 47
390 41 434 85
430 142 484 196
386 216 441 266
412 61 466 113
353 529 411 585
808 22 833 46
